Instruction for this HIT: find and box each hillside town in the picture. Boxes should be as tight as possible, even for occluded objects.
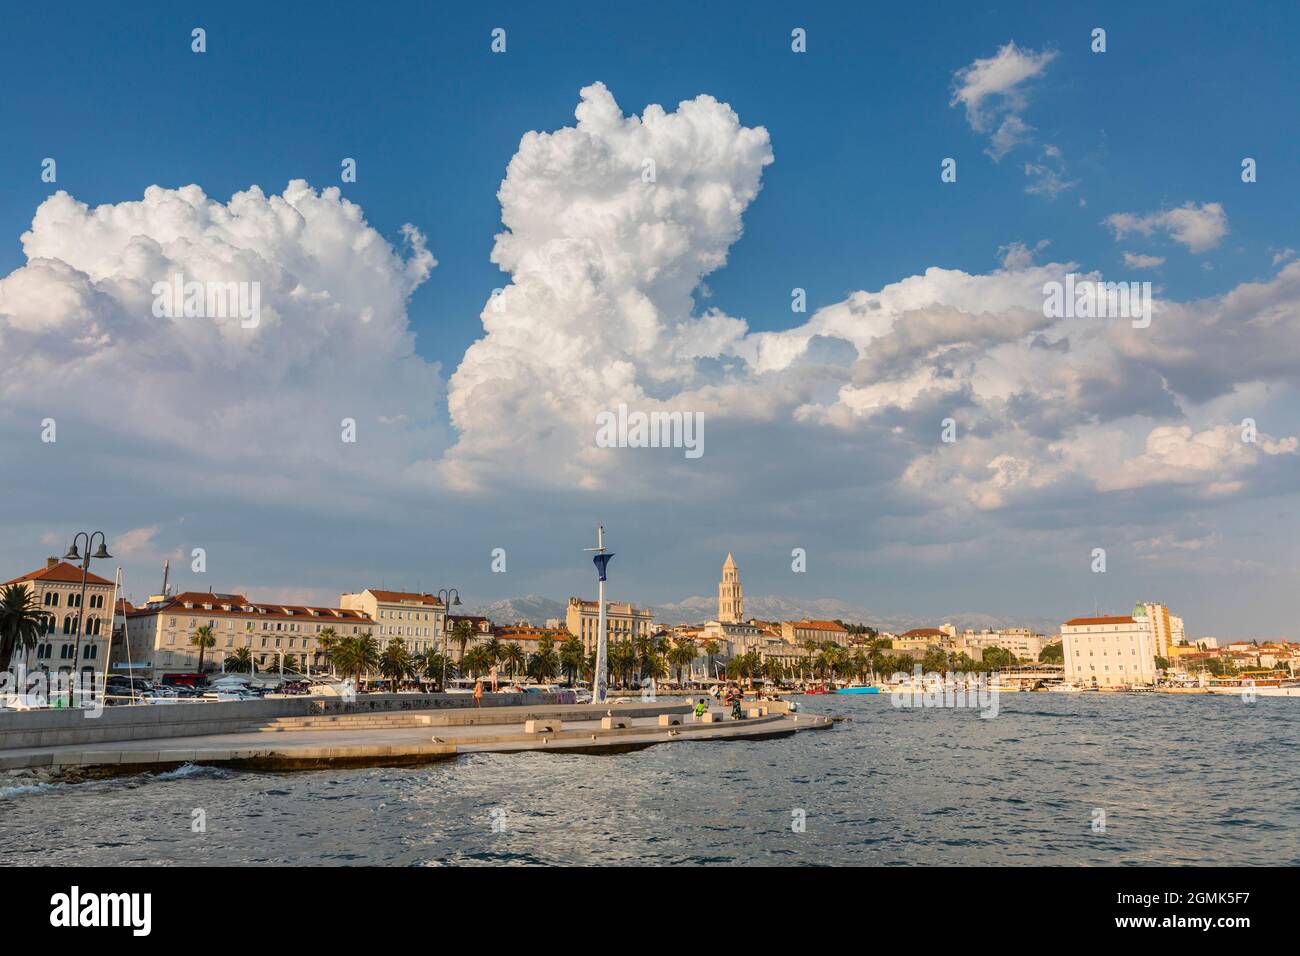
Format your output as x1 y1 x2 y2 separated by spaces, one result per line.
1 551 1295 701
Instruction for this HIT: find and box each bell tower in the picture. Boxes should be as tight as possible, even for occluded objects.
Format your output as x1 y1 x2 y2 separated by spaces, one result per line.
718 553 743 623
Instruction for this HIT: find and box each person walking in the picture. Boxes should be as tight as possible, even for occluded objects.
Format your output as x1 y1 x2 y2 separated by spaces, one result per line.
473 678 483 708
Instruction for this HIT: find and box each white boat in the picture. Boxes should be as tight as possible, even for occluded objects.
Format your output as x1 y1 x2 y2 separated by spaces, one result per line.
1207 678 1300 698
1047 682 1082 692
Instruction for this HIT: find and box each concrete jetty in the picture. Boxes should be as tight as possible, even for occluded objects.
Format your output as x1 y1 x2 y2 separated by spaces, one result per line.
0 695 831 774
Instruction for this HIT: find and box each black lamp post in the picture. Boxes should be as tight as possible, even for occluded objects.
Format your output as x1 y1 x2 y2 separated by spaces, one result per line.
63 531 112 707
436 588 462 689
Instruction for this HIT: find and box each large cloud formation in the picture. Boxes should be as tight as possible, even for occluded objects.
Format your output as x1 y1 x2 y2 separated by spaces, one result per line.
444 84 1299 523
0 181 442 505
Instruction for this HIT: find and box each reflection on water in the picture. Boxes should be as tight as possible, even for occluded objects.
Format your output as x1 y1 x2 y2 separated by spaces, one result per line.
3 694 1296 865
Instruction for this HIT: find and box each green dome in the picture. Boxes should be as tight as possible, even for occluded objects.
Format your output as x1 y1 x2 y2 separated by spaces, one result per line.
1133 601 1146 618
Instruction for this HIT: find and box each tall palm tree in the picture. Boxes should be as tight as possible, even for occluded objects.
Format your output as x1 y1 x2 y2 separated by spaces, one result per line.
501 642 526 679
190 624 217 674
702 639 720 679
558 636 584 685
668 640 697 685
378 639 412 690
451 620 476 662
316 626 340 674
0 584 43 671
480 636 502 670
422 650 456 689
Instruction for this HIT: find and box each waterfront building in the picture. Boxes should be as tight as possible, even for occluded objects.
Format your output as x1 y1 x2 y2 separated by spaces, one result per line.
961 627 1054 660
2 558 115 687
566 597 654 656
125 591 374 677
1061 614 1158 687
340 588 446 658
493 623 570 662
781 619 851 647
893 625 958 655
718 552 744 623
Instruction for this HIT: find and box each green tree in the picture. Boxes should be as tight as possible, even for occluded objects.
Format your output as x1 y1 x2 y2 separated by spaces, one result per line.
501 642 526 679
379 638 412 689
527 636 559 682
981 646 1019 671
422 650 456 689
451 619 476 662
461 644 492 677
667 640 697 685
559 637 584 685
702 638 721 678
224 646 256 673
1038 642 1064 664
332 634 380 687
316 626 340 673
190 624 217 674
0 584 43 670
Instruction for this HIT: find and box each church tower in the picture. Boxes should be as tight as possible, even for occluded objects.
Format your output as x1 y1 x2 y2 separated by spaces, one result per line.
718 553 743 623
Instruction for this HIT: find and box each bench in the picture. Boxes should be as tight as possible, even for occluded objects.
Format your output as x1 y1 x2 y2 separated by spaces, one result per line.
700 712 724 723
524 719 562 734
600 716 632 730
657 714 683 727
746 708 763 719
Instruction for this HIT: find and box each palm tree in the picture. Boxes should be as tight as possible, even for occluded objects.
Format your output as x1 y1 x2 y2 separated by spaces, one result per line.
702 638 720 679
762 658 786 685
379 639 412 690
316 626 340 674
224 646 255 674
526 636 560 683
461 644 492 678
422 650 456 689
0 584 43 671
332 634 380 688
501 642 526 679
558 637 584 685
610 640 637 689
667 640 697 685
189 624 217 674
451 619 476 662
480 636 502 671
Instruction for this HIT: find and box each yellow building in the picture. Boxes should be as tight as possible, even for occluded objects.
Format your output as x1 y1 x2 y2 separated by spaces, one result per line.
340 588 446 658
566 597 654 655
781 619 851 647
2 559 115 688
124 592 374 677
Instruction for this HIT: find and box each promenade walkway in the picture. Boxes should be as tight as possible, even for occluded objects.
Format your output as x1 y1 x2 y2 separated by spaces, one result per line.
0 700 831 773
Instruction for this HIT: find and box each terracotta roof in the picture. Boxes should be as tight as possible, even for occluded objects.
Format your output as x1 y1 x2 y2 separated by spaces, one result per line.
365 589 445 607
791 619 849 632
128 592 373 624
1063 616 1137 626
4 561 114 588
900 627 946 638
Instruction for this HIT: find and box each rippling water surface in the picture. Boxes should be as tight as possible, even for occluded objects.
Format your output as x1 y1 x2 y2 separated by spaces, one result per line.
3 694 1297 865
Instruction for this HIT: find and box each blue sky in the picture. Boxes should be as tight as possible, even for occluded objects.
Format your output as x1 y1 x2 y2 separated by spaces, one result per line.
1 1 1297 636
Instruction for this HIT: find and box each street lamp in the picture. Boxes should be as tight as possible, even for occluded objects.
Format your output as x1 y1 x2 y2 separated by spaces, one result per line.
436 588 462 690
63 531 111 708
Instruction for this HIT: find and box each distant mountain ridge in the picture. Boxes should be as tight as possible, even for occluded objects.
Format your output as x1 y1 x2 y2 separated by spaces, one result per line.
469 593 1060 635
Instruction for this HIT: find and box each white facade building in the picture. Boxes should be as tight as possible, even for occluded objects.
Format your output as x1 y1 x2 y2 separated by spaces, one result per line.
1062 613 1158 687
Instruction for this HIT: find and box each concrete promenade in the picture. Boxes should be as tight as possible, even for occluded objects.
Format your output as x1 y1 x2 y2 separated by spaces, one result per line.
0 698 832 774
